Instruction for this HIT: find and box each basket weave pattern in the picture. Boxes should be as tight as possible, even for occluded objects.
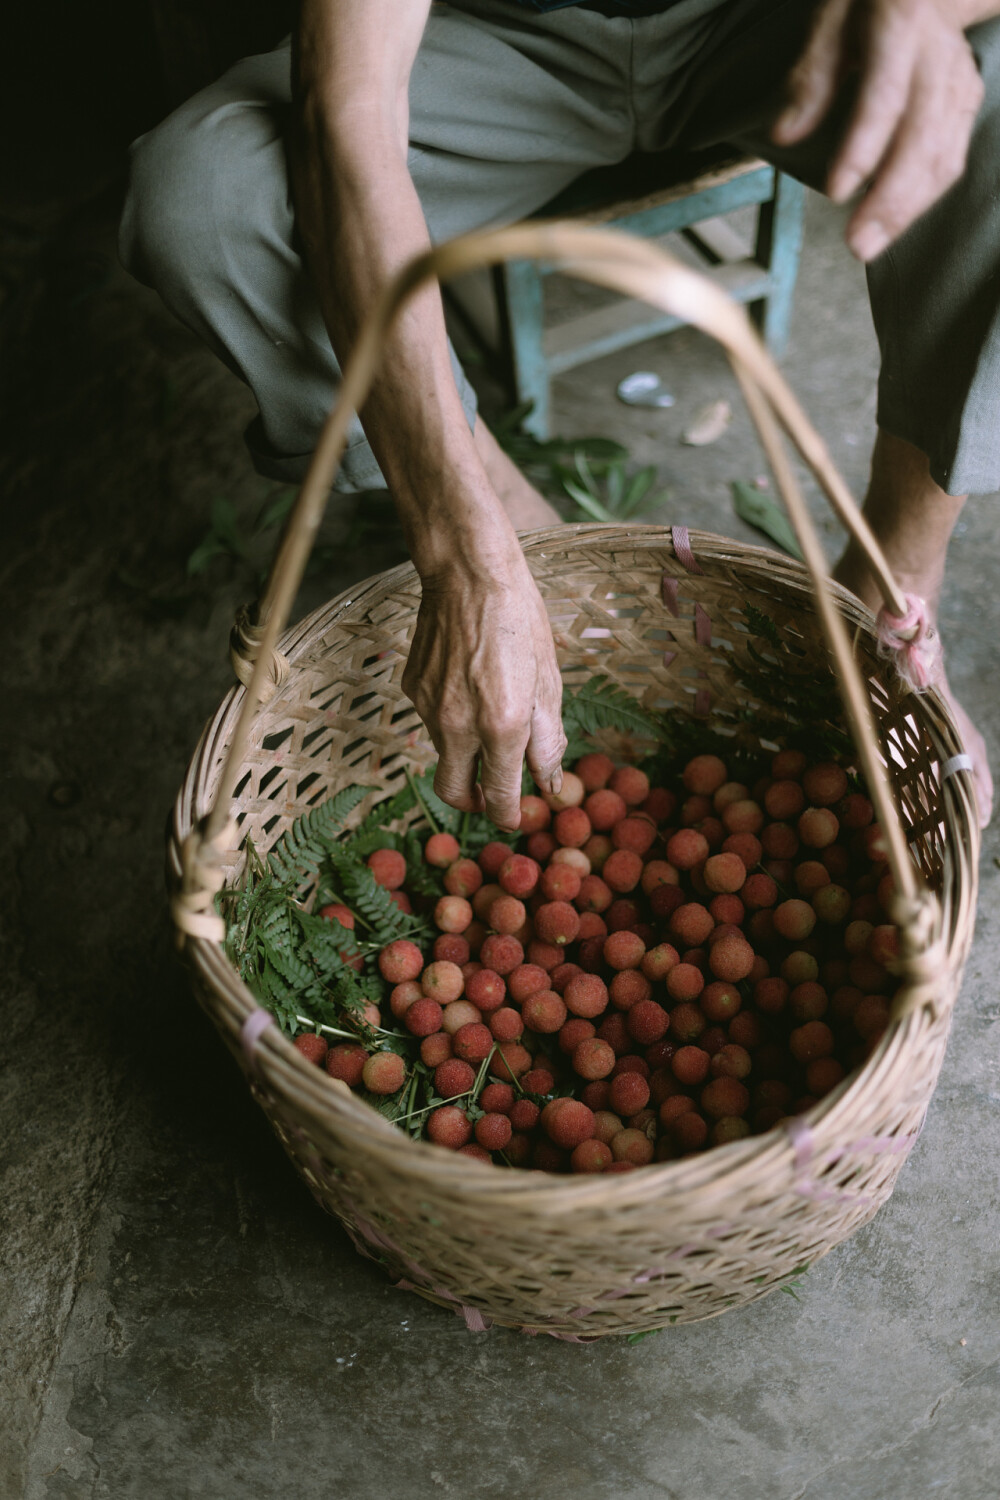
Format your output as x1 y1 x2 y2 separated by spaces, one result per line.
171 523 975 1336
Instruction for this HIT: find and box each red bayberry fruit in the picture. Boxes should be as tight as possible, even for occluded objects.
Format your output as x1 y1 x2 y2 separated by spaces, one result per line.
576 752 615 790
367 848 407 890
534 901 580 946
294 1033 328 1066
489 1007 524 1041
608 766 649 806
764 779 806 820
642 787 677 823
543 771 585 810
435 1058 476 1098
434 935 471 967
526 831 557 863
666 964 705 1002
641 943 680 981
813 884 851 925
701 1076 750 1119
626 999 670 1045
552 806 591 849
571 1139 614 1173
480 1082 515 1115
428 1105 473 1148
362 1052 406 1094
509 1098 540 1132
453 1022 494 1063
489 1041 532 1081
603 930 646 970
527 939 565 972
701 981 741 1023
464 968 507 1014
559 1018 595 1055
518 794 551 833
377 940 424 983
573 1037 617 1080
798 807 840 849
434 895 473 934
789 1020 835 1063
683 754 728 795
708 933 755 982
488 894 527 936
602 849 643 893
803 762 849 806
522 990 567 1034
475 1113 513 1152
420 1033 453 1067
773 899 817 942
425 832 461 868
710 1044 751 1080
576 874 613 913
754 977 789 1014
609 969 651 1010
666 829 710 870
405 998 445 1037
597 1012 630 1055
608 1071 650 1116
479 934 524 975
703 852 746 893
421 961 465 1003
542 1097 596 1149
611 1128 654 1165
672 1046 710 1085
564 972 610 1019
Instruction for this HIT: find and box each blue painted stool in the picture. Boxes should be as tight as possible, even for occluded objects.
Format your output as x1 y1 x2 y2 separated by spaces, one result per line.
498 152 805 438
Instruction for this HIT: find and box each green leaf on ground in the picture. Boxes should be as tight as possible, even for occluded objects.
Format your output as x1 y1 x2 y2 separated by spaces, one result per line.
732 481 804 560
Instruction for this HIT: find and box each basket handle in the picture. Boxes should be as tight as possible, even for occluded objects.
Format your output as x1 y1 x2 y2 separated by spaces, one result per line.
180 222 951 1014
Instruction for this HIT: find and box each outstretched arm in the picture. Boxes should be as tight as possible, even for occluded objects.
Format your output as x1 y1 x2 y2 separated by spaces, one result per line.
289 0 566 828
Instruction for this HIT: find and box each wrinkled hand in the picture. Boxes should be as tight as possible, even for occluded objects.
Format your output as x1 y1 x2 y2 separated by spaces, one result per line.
402 556 567 831
774 0 985 260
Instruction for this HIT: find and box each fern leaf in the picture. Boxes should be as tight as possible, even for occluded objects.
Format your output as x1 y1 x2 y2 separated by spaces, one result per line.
562 675 663 742
268 783 372 883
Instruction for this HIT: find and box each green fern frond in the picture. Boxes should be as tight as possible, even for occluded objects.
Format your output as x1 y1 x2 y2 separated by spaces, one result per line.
268 783 372 883
562 675 663 743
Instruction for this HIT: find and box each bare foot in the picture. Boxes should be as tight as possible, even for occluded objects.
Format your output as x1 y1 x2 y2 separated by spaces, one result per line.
834 549 993 829
473 416 562 532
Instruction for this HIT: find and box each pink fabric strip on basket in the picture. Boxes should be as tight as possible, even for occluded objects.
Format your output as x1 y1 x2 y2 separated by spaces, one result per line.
240 1007 275 1070
875 592 942 691
784 1116 921 1208
671 525 704 575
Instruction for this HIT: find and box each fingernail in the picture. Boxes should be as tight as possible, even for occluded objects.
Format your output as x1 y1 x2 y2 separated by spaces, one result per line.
830 167 863 203
551 767 564 796
851 221 889 261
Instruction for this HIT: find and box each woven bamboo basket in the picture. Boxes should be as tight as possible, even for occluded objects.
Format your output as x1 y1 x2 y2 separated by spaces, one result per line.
169 225 979 1337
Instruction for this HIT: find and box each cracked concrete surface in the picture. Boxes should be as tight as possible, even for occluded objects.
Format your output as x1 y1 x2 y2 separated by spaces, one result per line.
2 130 1000 1500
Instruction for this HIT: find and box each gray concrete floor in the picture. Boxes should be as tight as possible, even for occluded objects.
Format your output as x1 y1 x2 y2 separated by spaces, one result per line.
2 178 999 1500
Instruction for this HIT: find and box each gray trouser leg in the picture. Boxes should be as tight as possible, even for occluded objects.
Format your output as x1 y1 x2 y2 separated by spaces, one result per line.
119 8 638 490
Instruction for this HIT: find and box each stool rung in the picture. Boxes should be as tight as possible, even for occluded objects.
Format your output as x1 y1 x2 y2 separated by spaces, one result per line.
543 261 772 374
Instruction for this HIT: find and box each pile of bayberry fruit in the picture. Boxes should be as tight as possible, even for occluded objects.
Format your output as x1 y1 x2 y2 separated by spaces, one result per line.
294 750 900 1174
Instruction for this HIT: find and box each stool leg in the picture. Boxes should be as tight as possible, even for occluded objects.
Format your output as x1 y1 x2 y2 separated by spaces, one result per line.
751 172 806 358
500 260 550 439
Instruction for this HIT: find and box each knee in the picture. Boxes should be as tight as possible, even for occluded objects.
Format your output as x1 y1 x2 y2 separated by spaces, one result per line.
120 104 211 292
119 82 287 302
